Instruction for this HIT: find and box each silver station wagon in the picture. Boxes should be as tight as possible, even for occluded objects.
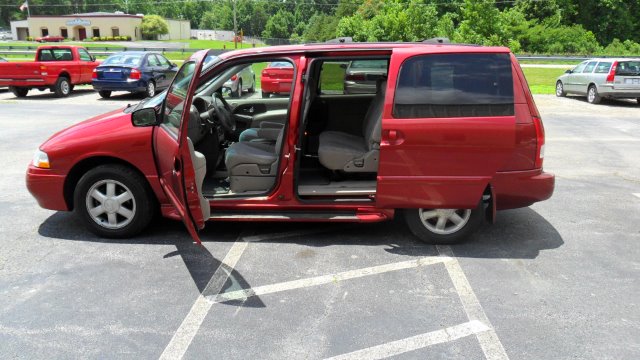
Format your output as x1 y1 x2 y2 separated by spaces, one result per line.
556 58 640 104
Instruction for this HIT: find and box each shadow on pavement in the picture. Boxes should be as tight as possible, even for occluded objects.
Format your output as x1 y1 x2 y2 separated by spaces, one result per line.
37 206 562 307
3 88 95 100
566 95 639 107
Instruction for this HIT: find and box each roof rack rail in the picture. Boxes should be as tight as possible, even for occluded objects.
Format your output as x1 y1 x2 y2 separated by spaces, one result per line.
421 37 450 44
325 37 353 44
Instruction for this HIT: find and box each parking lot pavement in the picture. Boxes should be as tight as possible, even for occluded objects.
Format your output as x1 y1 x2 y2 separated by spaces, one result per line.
0 94 639 359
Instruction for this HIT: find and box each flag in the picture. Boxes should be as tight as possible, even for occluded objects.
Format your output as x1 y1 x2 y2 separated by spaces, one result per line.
19 1 28 12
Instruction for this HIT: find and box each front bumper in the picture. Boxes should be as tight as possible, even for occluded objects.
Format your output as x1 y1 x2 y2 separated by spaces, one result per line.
492 169 555 210
26 165 69 211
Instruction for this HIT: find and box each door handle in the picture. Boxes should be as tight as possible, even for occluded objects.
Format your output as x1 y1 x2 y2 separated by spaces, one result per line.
384 129 404 145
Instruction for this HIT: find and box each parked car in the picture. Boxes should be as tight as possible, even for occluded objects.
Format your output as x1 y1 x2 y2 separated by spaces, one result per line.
343 59 388 94
556 58 640 104
222 64 255 98
26 43 554 245
92 52 178 98
0 32 11 40
0 45 98 97
0 57 7 62
35 35 65 43
261 61 293 98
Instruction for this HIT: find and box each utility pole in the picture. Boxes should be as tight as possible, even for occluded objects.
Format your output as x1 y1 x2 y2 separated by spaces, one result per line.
232 0 238 49
125 0 129 14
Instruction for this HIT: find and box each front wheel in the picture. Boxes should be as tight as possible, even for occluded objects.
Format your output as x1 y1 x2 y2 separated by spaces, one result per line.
231 79 242 98
587 85 601 104
262 91 271 99
53 76 71 97
74 164 154 238
555 81 566 97
403 201 483 245
248 76 256 93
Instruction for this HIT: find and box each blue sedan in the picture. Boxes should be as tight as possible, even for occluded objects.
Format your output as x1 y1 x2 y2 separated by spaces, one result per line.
92 52 178 99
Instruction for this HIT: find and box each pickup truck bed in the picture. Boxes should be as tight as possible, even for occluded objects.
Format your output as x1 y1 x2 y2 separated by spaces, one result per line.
0 45 99 98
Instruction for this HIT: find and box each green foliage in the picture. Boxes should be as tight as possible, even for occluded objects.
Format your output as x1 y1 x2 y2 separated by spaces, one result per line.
600 39 640 56
262 10 295 39
141 15 169 40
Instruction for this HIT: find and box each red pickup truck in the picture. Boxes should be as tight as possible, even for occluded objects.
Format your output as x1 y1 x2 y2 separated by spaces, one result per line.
0 45 99 98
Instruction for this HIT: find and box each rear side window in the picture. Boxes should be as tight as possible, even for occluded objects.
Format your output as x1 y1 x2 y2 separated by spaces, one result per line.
582 61 597 73
616 61 640 75
393 53 514 118
38 49 73 61
594 62 612 74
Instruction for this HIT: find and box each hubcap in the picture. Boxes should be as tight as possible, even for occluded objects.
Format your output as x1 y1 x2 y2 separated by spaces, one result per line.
418 208 471 235
85 179 136 230
148 82 155 97
588 88 595 102
556 82 563 96
61 80 69 94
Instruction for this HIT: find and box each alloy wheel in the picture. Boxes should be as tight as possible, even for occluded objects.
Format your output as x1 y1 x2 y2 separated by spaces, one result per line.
85 179 136 230
418 208 472 235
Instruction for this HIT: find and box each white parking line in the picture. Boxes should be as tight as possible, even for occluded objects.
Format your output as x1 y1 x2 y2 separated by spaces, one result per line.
159 236 249 360
633 193 640 199
209 256 450 304
437 245 509 360
323 320 490 360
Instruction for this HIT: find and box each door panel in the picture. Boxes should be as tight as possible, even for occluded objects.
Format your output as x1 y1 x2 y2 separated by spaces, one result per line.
377 49 516 209
153 52 209 244
316 94 373 136
227 97 290 130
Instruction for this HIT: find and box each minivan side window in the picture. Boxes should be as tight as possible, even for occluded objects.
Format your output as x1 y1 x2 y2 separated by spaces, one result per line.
582 61 597 73
393 53 514 118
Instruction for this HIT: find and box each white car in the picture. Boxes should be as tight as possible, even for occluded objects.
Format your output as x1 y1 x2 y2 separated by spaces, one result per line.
0 32 12 40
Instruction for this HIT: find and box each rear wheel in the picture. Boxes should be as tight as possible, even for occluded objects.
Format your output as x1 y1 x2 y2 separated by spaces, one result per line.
9 86 29 97
248 76 256 93
53 76 71 97
404 201 483 245
74 164 154 238
636 97 640 104
555 81 566 97
144 81 155 98
232 79 242 98
587 85 601 104
98 90 112 99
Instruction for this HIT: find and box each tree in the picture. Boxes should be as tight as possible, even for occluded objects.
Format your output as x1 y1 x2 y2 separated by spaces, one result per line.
262 10 295 39
141 15 168 40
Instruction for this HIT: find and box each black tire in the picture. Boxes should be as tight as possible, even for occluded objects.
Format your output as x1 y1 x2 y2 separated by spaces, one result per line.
636 97 640 105
232 79 242 98
403 201 483 245
53 76 71 97
248 76 255 93
9 86 29 97
98 90 112 99
587 85 601 104
69 85 75 92
555 81 566 97
262 91 270 99
144 80 156 98
74 164 154 238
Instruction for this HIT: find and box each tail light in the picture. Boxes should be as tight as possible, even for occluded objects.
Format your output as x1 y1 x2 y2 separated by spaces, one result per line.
40 65 47 76
92 68 97 79
262 71 270 77
533 116 545 168
231 75 238 81
129 68 141 80
345 74 366 81
606 61 618 83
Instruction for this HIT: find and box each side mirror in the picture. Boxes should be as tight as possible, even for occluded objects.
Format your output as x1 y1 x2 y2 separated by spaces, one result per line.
131 108 159 127
565 69 572 74
171 62 178 68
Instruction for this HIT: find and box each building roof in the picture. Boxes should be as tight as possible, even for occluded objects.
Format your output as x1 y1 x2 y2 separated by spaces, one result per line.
29 13 143 19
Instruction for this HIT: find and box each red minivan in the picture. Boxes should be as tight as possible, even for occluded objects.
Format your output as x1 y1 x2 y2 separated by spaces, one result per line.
26 42 554 244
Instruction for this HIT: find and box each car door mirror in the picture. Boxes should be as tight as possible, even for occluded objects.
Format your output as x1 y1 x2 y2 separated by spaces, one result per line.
91 55 96 62
565 69 572 74
131 108 159 127
171 62 178 68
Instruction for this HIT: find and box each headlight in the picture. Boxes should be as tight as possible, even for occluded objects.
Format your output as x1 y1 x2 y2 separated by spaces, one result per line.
32 150 50 169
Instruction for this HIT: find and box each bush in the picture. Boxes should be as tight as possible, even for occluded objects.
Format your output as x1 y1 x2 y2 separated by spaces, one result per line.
26 36 33 41
83 38 94 42
100 36 106 41
126 35 132 41
600 39 640 56
92 36 99 41
106 36 114 41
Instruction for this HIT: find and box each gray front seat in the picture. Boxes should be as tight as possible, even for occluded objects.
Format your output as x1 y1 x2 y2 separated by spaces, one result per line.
224 130 284 193
187 138 211 220
318 79 386 172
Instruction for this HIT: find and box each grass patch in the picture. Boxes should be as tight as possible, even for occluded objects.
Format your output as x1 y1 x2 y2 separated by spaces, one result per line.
167 39 263 50
522 67 568 95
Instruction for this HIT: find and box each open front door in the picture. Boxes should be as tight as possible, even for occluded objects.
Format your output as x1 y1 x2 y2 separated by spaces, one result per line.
153 50 210 244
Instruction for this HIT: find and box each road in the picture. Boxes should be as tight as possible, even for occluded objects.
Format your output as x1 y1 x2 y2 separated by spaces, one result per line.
0 91 639 359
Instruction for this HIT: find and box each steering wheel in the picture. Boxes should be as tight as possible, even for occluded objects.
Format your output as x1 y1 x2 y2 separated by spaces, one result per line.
209 92 235 133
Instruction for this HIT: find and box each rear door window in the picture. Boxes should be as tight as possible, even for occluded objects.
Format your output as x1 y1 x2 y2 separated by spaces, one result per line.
393 53 514 118
582 61 597 73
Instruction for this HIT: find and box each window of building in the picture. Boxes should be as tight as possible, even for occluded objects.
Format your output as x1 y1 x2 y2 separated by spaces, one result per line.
41 28 48 37
112 27 119 37
393 53 514 119
92 28 100 38
60 28 68 38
